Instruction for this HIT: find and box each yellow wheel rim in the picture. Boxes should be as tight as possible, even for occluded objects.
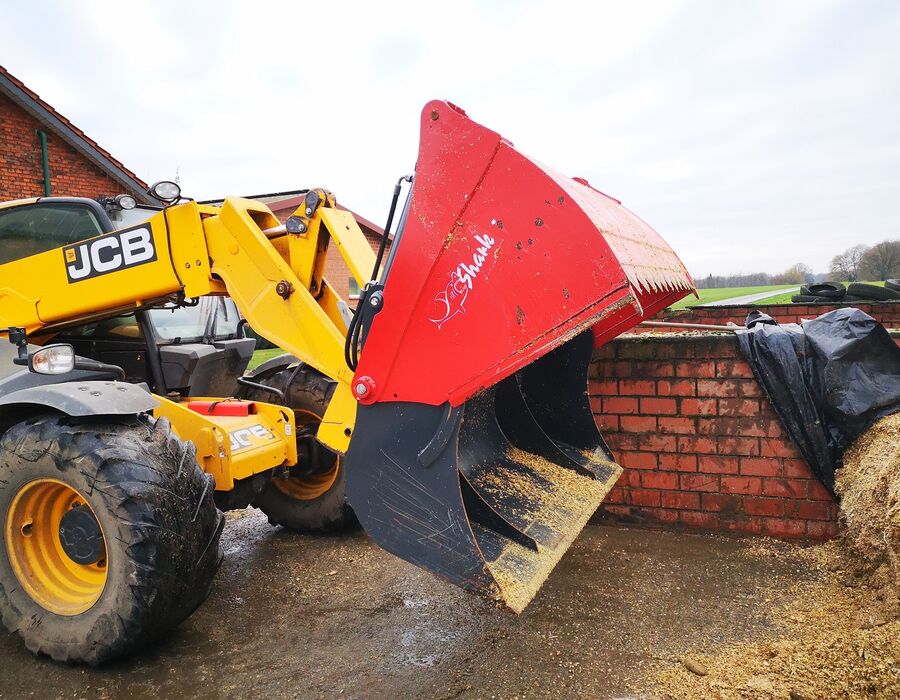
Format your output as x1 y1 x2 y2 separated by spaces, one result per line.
271 409 340 501
5 479 108 616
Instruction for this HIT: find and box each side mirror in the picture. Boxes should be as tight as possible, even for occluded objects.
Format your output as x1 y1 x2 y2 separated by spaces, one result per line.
29 344 75 375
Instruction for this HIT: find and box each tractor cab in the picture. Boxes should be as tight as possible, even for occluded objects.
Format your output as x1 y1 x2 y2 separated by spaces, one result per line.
0 195 255 396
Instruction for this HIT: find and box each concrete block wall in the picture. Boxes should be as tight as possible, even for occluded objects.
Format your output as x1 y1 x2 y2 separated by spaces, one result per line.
590 333 840 540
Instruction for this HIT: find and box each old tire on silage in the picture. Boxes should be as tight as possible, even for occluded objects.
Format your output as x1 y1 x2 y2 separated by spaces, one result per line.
846 283 900 301
0 414 223 665
239 364 357 534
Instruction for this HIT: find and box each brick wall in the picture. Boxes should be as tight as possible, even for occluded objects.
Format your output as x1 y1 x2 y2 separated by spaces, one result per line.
652 301 900 329
0 93 122 200
590 333 840 540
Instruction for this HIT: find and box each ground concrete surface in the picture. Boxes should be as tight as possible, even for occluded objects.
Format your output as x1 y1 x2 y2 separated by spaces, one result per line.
0 511 808 700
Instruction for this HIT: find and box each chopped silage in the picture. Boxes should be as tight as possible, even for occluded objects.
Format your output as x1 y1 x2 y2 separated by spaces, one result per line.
652 412 900 700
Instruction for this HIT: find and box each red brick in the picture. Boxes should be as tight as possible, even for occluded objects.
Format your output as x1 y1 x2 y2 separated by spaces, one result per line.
679 511 720 529
590 396 603 414
698 417 780 438
643 361 676 377
715 360 755 378
658 417 695 434
619 416 657 433
695 379 738 398
658 453 698 472
783 459 815 479
639 397 678 415
700 493 742 513
739 457 780 477
762 518 807 539
735 380 764 398
680 398 717 416
604 397 639 415
807 481 834 501
760 439 803 459
675 360 716 378
640 472 678 490
622 470 642 487
661 491 701 509
601 504 632 519
589 379 618 395
638 434 678 452
717 437 760 456
594 414 618 432
618 379 656 395
604 433 639 452
721 476 763 495
742 497 785 517
785 500 835 521
619 451 657 470
628 488 661 507
763 478 807 499
642 507 680 524
699 454 740 474
718 399 761 416
680 474 720 492
605 488 626 504
656 379 695 396
677 436 717 454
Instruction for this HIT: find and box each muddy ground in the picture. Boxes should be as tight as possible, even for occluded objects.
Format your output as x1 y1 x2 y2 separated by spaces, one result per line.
0 512 813 700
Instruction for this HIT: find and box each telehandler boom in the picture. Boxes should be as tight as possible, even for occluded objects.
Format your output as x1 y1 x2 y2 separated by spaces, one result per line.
0 101 693 664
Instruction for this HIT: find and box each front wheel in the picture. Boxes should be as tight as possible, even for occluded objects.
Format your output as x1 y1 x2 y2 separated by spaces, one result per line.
0 414 223 665
240 363 357 533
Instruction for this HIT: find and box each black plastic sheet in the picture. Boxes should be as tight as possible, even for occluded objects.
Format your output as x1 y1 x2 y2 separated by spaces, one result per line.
737 308 900 493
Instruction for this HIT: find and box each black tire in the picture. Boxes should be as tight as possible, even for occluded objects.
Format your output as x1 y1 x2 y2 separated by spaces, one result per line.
239 364 356 533
799 284 810 296
846 282 900 301
885 279 900 293
806 282 846 300
0 414 223 665
791 295 828 303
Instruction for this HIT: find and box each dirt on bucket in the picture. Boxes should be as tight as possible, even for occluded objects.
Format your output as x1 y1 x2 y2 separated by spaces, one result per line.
652 412 900 700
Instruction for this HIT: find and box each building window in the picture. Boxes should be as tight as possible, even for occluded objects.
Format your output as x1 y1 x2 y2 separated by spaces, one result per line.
348 276 361 300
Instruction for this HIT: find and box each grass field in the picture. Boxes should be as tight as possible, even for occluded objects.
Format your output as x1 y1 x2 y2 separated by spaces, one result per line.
668 285 795 310
246 347 286 371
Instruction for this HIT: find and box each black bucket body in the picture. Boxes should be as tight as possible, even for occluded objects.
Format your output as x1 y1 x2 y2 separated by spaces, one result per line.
346 330 621 612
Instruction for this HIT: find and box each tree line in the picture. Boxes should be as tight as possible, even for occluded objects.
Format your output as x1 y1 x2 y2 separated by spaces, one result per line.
695 239 900 289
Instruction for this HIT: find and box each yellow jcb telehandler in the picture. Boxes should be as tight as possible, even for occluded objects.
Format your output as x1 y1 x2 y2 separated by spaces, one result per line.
0 101 694 664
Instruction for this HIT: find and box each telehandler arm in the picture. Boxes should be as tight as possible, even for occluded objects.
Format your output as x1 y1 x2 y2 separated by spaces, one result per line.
0 189 372 451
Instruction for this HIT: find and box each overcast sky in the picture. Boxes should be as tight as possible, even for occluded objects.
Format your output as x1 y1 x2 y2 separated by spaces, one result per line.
4 0 899 277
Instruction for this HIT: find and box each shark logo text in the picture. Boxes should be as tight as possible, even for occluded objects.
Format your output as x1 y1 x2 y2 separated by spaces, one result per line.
430 233 496 329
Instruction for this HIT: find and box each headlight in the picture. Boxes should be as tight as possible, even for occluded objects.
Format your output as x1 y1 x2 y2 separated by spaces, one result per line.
29 344 75 375
149 180 182 203
115 194 137 210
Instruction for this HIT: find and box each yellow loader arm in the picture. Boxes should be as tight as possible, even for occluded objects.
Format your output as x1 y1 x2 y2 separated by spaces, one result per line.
0 191 371 453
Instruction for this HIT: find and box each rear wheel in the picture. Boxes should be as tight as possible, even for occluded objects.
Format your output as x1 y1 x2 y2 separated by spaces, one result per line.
241 364 356 533
0 414 223 665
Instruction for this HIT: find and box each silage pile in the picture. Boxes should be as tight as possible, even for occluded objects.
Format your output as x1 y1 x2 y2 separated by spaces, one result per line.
652 413 900 700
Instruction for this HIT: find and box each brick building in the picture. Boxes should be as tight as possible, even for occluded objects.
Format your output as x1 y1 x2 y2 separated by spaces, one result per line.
0 64 147 202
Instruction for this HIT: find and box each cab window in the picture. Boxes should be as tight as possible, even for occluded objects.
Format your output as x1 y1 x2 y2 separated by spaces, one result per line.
0 203 103 265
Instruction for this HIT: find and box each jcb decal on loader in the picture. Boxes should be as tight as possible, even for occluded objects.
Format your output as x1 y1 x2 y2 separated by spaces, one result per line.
229 424 276 453
63 225 157 282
